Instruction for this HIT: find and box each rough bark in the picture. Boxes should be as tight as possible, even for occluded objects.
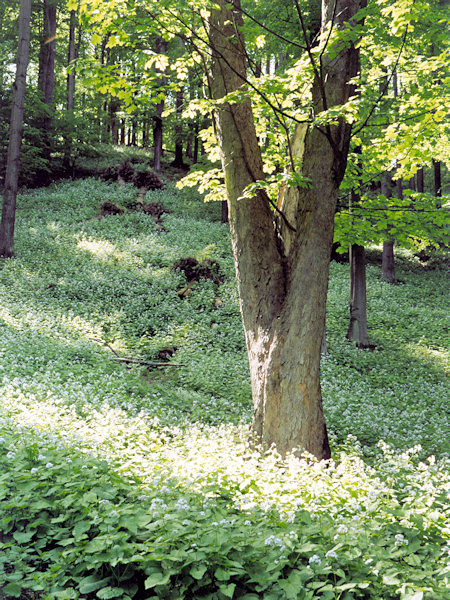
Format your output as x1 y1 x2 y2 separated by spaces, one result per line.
0 0 31 258
208 0 360 459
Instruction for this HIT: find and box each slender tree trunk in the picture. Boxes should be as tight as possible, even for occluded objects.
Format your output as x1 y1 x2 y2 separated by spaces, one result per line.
347 244 371 347
64 9 77 169
433 159 442 198
208 0 360 459
37 0 57 167
381 174 396 283
152 37 167 173
416 167 424 193
171 87 186 167
0 0 31 258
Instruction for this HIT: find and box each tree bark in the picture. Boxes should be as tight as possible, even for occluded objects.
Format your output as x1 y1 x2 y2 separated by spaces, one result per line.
37 0 57 166
0 0 31 258
64 8 77 169
416 167 424 193
208 0 360 459
152 37 167 173
347 244 371 347
381 174 396 283
433 159 442 198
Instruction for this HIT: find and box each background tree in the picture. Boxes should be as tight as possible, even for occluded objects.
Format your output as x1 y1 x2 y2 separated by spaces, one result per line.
0 0 31 257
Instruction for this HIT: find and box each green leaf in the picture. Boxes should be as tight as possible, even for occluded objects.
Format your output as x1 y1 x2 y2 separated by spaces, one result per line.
73 520 91 540
12 530 34 543
2 583 22 597
79 575 112 594
190 564 207 579
219 583 236 598
97 587 125 599
215 567 231 581
144 571 171 589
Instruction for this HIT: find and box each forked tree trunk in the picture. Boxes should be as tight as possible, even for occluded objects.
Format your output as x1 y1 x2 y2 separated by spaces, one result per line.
208 0 360 459
347 244 371 347
0 0 31 258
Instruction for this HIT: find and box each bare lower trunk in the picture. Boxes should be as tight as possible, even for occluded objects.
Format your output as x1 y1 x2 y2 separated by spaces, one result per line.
37 0 56 167
381 174 396 283
0 0 31 258
416 167 424 193
433 159 441 198
63 9 77 169
208 0 359 458
153 111 163 173
347 244 371 347
382 241 396 283
153 37 167 173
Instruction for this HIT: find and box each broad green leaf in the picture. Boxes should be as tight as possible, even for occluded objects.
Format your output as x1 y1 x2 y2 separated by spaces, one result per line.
2 583 22 597
79 575 112 594
97 587 125 599
190 564 207 579
219 583 236 598
12 530 34 543
144 571 171 589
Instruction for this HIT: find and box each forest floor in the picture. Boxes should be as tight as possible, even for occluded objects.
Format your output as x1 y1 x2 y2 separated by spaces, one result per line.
0 171 448 599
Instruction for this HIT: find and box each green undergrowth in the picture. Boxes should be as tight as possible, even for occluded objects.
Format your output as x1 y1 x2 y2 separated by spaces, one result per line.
0 178 448 599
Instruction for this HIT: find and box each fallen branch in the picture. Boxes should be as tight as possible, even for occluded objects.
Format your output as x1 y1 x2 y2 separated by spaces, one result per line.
112 357 184 367
90 337 184 367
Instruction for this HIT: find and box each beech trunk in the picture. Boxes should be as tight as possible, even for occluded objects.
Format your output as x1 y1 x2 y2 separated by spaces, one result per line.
347 244 371 347
208 0 360 459
0 0 31 258
37 0 57 165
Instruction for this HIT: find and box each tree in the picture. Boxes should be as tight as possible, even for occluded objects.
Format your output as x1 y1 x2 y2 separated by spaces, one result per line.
207 0 360 459
37 0 57 171
0 0 31 258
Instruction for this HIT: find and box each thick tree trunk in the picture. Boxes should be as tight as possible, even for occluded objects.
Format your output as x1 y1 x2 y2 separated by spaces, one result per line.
0 0 31 258
347 244 371 347
208 0 359 459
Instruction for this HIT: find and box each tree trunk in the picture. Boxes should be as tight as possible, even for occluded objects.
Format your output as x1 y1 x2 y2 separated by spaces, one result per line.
347 244 371 347
152 37 167 173
381 174 396 283
416 167 424 193
171 87 186 168
37 0 57 167
64 9 77 169
208 0 360 459
0 0 31 258
433 159 442 198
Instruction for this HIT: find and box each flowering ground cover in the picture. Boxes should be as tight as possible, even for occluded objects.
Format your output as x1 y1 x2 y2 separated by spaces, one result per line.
0 178 448 599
